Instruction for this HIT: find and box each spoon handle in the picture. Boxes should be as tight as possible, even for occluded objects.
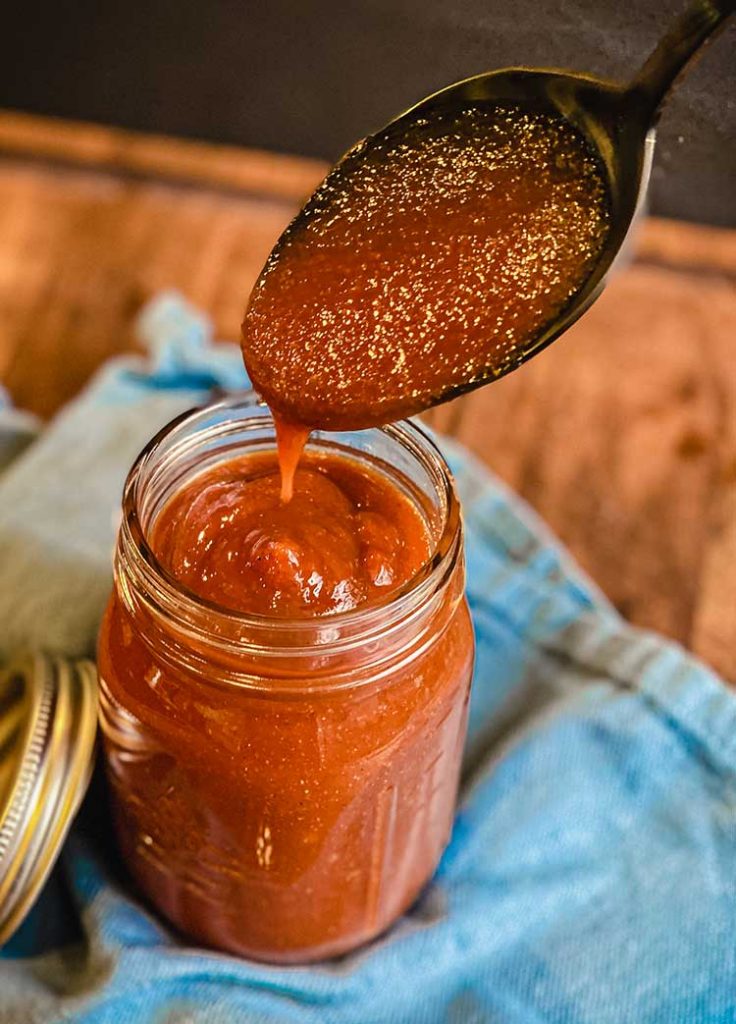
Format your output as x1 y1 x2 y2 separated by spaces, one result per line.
629 0 735 121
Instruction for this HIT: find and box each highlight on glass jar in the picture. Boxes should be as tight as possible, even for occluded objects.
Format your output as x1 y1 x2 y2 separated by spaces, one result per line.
97 393 475 963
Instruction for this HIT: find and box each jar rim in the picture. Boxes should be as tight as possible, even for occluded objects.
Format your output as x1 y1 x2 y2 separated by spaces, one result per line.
118 393 462 657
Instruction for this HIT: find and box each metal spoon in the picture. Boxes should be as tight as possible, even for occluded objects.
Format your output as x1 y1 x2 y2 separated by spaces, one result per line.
249 0 733 418
376 0 734 388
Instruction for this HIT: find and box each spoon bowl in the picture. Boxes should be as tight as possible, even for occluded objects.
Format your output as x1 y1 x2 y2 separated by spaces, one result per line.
243 0 734 423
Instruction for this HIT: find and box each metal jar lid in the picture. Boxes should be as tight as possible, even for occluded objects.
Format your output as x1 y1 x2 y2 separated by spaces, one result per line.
0 653 98 945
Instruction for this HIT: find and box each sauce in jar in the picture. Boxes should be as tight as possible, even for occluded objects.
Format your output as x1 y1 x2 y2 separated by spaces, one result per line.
151 450 431 617
98 399 474 962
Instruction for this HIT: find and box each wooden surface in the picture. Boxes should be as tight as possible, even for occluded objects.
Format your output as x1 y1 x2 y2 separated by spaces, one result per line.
1 111 735 679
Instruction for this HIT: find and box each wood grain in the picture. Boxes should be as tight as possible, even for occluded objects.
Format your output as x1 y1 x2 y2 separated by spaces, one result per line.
0 111 734 680
0 109 326 200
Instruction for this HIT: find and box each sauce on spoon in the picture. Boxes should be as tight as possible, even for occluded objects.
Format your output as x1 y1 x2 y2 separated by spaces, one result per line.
243 102 610 474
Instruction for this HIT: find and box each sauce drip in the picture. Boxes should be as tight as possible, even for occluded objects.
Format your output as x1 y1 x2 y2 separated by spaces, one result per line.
273 415 310 503
242 102 610 435
152 450 431 617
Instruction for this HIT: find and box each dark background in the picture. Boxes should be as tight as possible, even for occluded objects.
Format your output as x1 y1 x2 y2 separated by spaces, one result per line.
2 0 734 225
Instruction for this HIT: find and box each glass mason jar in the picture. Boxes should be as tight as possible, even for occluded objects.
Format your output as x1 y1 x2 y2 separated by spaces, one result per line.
97 395 474 963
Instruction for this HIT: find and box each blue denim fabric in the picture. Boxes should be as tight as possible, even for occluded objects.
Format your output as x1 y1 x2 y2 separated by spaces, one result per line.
1 294 734 1023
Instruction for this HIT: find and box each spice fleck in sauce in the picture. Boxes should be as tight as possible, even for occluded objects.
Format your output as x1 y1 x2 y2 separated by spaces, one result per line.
242 103 610 435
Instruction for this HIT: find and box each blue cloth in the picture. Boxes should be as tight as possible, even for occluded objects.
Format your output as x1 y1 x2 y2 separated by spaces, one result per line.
2 293 735 1023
